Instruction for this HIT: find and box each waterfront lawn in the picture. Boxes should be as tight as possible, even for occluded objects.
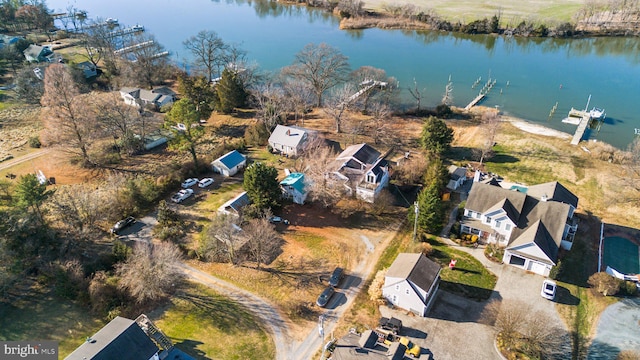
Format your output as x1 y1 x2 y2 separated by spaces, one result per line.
153 283 275 360
0 284 104 358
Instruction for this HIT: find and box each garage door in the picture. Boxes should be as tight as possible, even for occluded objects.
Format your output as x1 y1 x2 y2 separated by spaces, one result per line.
528 261 547 275
509 255 526 267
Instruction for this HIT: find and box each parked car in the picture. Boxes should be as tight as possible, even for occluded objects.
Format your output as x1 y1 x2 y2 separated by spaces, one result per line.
198 178 214 188
541 279 557 300
316 286 335 307
181 178 198 188
110 216 135 234
171 188 194 203
329 267 344 287
269 216 290 225
378 317 402 335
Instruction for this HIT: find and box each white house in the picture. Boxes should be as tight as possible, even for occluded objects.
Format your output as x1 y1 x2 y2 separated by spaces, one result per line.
280 172 308 205
333 143 390 203
268 125 315 157
446 165 468 191
218 191 251 217
119 87 176 109
211 150 247 177
382 253 441 317
461 181 579 276
66 315 163 360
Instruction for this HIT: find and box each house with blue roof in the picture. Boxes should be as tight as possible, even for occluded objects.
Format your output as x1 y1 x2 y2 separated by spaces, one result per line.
280 172 308 205
212 150 247 177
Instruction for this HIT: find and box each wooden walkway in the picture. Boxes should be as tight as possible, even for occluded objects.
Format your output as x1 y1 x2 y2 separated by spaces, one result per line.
342 80 387 106
571 114 590 145
464 94 485 110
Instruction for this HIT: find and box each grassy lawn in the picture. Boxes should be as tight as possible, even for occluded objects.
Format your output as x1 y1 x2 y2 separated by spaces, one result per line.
420 236 497 300
154 283 274 360
0 285 104 358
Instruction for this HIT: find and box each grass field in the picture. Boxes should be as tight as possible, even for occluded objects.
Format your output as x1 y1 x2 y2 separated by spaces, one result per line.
0 285 104 358
154 283 274 360
361 0 586 24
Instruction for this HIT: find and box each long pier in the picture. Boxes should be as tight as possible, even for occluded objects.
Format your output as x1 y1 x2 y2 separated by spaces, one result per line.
109 25 144 38
342 80 387 106
114 40 154 55
464 94 485 110
570 113 590 145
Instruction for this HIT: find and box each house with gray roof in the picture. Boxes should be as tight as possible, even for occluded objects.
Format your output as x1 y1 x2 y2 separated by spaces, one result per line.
330 330 407 360
280 172 308 204
66 316 161 360
218 191 251 217
23 44 53 62
211 149 247 177
333 143 390 203
461 181 579 276
382 253 441 317
268 125 316 157
119 87 176 109
446 165 468 190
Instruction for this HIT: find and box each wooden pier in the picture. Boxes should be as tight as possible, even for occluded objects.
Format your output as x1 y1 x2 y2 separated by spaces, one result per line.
109 25 144 38
464 94 485 110
342 80 387 106
570 113 590 145
114 40 154 55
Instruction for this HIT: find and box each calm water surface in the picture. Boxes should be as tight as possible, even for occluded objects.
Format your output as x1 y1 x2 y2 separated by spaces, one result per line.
48 0 640 149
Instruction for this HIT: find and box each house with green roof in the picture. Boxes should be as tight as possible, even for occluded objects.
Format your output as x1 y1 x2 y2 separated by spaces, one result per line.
280 172 308 204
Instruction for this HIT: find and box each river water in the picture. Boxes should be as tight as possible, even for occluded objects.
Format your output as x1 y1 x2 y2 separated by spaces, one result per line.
47 0 640 149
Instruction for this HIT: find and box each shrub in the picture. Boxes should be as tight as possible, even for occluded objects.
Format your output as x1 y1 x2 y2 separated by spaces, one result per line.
485 243 504 263
588 272 620 296
421 242 433 256
549 260 563 280
88 271 121 315
618 350 640 360
244 121 270 146
435 104 452 118
28 136 41 148
619 280 638 296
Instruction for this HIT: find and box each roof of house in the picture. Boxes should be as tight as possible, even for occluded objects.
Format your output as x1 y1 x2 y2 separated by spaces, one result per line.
448 165 467 180
507 220 558 264
214 150 246 170
336 143 381 169
331 331 407 360
280 172 306 194
466 181 576 262
219 191 250 214
23 44 48 59
120 87 176 104
386 253 441 293
526 181 578 208
76 61 96 69
268 125 312 148
65 316 158 360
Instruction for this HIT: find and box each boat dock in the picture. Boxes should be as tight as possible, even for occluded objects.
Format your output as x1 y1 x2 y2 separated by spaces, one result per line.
342 80 387 106
109 25 144 38
464 94 485 110
114 40 154 55
570 113 590 145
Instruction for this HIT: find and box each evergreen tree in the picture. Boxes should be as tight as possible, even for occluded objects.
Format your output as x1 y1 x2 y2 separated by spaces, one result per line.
214 68 247 114
165 99 204 168
412 181 444 235
243 162 281 210
14 174 54 227
420 116 454 155
177 74 216 120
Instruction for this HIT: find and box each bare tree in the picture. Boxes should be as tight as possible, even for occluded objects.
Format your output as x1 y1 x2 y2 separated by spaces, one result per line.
47 184 106 237
243 216 282 269
369 101 392 145
625 137 640 194
183 30 229 82
252 82 288 133
116 242 184 304
474 110 500 166
283 43 350 107
350 66 396 112
202 214 244 264
82 20 117 69
41 64 96 165
442 75 453 105
301 144 347 207
120 34 170 88
408 78 425 111
394 154 429 186
282 78 314 124
93 92 143 154
324 83 356 133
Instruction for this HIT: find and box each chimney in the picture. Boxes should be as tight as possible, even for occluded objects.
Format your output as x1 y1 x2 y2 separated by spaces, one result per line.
541 194 548 202
286 129 291 136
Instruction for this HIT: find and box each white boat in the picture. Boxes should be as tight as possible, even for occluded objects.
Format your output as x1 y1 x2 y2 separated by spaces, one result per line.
105 18 119 25
589 107 605 120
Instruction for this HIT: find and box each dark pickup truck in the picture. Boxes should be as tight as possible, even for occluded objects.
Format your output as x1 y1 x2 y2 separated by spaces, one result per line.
378 317 403 334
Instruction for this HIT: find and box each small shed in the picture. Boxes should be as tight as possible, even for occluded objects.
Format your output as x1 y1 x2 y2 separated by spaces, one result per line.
218 191 251 217
212 150 247 177
447 165 468 191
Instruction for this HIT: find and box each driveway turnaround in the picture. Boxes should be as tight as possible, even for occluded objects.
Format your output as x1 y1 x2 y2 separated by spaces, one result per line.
588 297 640 359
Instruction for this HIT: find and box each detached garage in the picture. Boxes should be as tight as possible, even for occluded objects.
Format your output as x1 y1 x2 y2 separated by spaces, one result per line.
212 150 247 177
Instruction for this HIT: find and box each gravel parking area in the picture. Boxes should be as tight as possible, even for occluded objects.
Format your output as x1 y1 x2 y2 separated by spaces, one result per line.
588 298 640 359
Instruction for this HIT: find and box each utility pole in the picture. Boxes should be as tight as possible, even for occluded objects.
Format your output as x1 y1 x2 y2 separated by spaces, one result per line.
412 201 419 242
319 314 326 360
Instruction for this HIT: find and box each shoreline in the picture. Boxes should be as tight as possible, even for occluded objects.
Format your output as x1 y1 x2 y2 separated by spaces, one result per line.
502 115 571 140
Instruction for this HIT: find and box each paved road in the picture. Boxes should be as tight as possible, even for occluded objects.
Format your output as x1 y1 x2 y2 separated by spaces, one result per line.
0 148 50 172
